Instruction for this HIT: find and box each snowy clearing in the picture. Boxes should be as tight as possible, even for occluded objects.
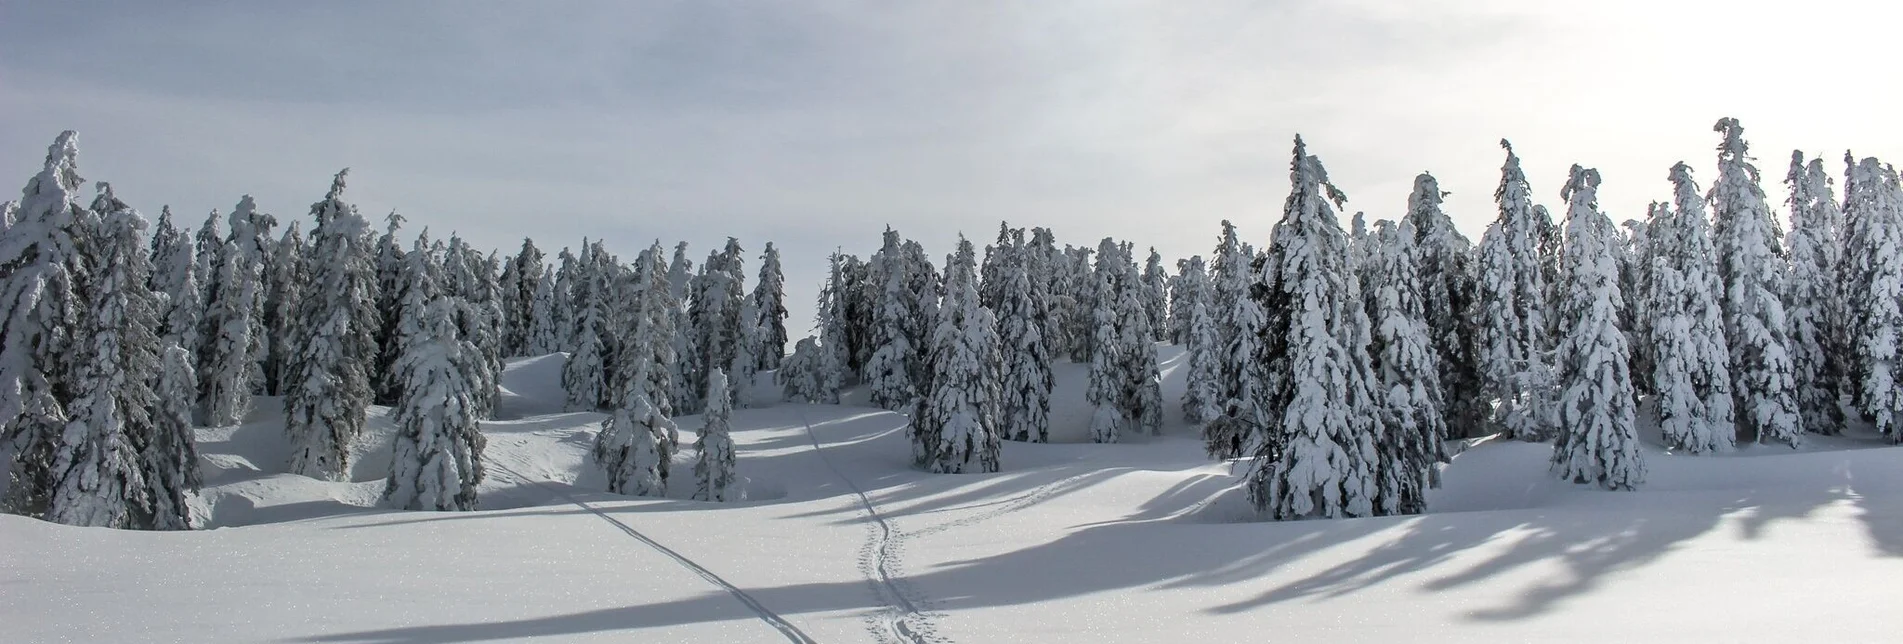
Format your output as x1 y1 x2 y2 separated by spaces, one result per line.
6 350 1902 643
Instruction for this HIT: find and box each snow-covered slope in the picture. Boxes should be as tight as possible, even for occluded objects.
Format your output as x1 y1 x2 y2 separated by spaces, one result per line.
5 348 1902 643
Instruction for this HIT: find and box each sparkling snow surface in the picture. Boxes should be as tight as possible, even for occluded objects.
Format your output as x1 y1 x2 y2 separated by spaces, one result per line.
6 349 1902 643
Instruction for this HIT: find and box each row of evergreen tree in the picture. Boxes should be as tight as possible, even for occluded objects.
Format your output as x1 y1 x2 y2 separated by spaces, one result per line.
0 132 779 529
775 118 1903 520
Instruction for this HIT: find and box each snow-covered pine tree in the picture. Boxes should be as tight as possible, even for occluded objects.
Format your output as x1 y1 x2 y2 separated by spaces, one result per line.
841 255 876 378
1057 245 1091 363
46 198 159 529
562 247 610 412
527 264 561 356
146 343 202 530
1169 256 1211 346
866 229 919 414
502 238 544 358
0 132 93 518
1784 151 1846 434
546 246 576 353
728 297 760 409
283 170 380 481
1369 218 1447 515
1550 165 1644 490
1474 140 1555 441
696 368 738 501
1087 239 1128 443
776 337 833 404
384 235 444 404
609 244 680 429
1402 172 1485 438
1025 228 1068 361
147 205 182 293
198 239 259 427
370 212 408 404
919 237 1001 473
1653 164 1737 454
1849 158 1903 439
1618 218 1652 400
979 222 1012 312
262 221 304 396
382 298 487 511
997 234 1053 442
1141 248 1169 342
751 242 788 371
193 210 221 311
1243 137 1381 520
685 239 747 413
816 251 854 391
594 387 674 497
151 217 203 358
1709 119 1802 447
1206 221 1268 460
1120 247 1164 435
1182 297 1222 426
225 197 276 397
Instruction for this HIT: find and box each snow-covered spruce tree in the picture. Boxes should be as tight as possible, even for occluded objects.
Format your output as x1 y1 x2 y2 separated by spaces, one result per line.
147 205 184 298
1120 247 1164 436
370 213 408 405
384 236 444 404
919 237 1001 473
1206 223 1268 460
1840 153 1880 413
527 264 561 356
454 246 504 418
1169 256 1211 346
979 222 1012 312
1087 239 1129 443
1618 219 1652 399
751 242 788 371
262 221 304 396
382 298 487 511
1060 246 1095 363
193 210 221 310
1369 218 1447 516
997 236 1053 442
1244 137 1382 520
198 239 259 427
1402 172 1486 438
1654 164 1737 454
146 343 202 530
1783 151 1846 434
1849 158 1903 438
552 246 581 353
594 387 674 497
686 239 747 413
224 197 276 396
503 238 543 358
611 244 681 428
283 170 380 481
866 229 920 414
696 368 738 500
815 251 854 393
776 337 834 404
562 249 610 412
1025 228 1068 361
728 297 760 409
1181 298 1222 425
46 199 160 529
1141 248 1169 342
1709 119 1802 447
841 255 877 378
1550 166 1644 490
152 217 203 357
1474 140 1555 441
0 132 93 518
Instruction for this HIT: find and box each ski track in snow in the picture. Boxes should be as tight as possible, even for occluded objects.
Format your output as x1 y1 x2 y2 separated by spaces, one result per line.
796 409 940 644
482 457 818 644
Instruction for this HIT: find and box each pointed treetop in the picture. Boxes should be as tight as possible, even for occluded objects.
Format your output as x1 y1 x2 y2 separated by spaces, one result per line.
327 168 351 202
45 130 81 189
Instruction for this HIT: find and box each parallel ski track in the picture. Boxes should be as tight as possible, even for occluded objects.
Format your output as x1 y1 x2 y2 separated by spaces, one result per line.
483 457 819 644
796 411 938 644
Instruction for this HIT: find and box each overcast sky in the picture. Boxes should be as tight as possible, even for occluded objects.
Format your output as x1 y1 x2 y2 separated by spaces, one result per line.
5 0 1902 336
